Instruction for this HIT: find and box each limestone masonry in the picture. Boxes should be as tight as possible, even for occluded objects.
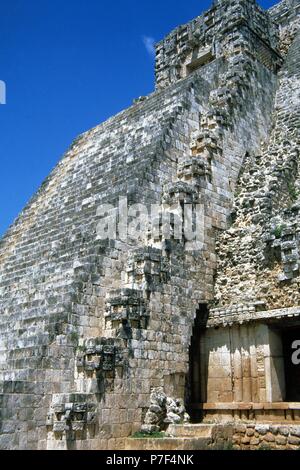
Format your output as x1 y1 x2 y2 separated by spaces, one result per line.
0 0 300 450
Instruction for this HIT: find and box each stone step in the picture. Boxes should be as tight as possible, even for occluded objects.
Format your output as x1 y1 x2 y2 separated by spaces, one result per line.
125 436 212 451
167 424 215 438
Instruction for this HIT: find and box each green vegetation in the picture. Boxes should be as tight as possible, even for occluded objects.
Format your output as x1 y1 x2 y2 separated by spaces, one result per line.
131 431 166 439
70 331 79 345
288 182 299 202
223 441 234 450
273 224 285 239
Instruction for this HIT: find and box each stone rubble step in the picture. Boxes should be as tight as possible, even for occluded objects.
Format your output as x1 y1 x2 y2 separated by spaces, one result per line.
125 436 212 451
167 423 215 438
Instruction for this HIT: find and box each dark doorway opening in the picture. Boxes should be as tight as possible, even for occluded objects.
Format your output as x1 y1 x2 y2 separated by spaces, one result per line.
186 304 208 421
282 327 300 402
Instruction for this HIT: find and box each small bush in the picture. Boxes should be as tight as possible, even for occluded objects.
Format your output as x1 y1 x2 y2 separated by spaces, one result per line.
273 225 284 239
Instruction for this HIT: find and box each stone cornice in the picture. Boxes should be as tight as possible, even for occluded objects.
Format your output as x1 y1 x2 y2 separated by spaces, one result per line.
207 305 300 328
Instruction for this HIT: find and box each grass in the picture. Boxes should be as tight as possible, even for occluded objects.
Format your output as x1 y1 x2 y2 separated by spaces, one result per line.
223 441 234 450
70 331 79 346
131 431 166 439
70 331 78 342
288 182 299 202
273 224 285 239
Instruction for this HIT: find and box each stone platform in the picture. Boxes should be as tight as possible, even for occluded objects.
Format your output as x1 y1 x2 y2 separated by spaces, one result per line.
125 422 300 451
125 424 231 451
191 403 300 423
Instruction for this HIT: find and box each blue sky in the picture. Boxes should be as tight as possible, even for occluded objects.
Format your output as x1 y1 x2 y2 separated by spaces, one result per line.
0 0 278 236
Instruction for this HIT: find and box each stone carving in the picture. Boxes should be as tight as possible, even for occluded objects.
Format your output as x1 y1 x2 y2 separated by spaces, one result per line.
105 289 149 333
126 248 171 291
47 394 97 435
76 337 126 375
141 388 190 434
0 0 299 451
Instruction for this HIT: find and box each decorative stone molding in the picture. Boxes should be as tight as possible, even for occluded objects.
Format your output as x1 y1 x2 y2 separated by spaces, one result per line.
190 129 223 158
162 182 200 205
155 0 281 89
265 223 300 282
177 157 212 184
0 0 299 451
126 248 170 291
76 337 127 375
47 393 97 435
105 289 149 330
186 46 215 74
208 305 300 328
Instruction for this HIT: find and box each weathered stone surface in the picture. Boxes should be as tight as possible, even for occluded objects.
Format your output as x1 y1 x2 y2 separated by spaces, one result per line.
141 388 190 433
0 0 299 450
233 424 300 450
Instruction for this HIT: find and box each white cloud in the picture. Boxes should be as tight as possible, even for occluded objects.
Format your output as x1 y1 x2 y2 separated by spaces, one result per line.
0 80 6 105
142 36 156 58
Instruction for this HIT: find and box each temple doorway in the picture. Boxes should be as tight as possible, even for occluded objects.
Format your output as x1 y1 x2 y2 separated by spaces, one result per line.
282 327 300 402
187 304 208 420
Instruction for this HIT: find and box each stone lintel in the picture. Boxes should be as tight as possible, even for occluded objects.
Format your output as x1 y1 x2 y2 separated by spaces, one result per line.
207 306 300 328
190 402 300 410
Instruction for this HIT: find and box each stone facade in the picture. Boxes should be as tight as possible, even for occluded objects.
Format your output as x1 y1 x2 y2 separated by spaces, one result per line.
0 0 299 450
232 423 300 450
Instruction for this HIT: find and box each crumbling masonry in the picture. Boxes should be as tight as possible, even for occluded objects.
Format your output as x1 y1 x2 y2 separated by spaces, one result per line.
0 0 300 450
